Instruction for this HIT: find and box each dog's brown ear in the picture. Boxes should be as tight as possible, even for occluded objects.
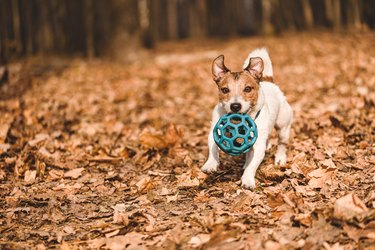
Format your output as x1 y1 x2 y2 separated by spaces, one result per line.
244 57 263 80
212 55 229 83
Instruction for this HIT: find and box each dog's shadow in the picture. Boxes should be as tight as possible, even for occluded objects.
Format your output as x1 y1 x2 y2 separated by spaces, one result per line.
202 153 245 186
202 149 277 186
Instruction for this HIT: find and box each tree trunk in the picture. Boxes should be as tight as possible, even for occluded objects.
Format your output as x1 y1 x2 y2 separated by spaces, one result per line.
347 0 361 30
301 0 314 29
11 0 22 55
149 0 162 42
188 0 207 38
326 0 341 31
262 0 273 35
167 0 178 39
84 0 94 58
36 0 53 52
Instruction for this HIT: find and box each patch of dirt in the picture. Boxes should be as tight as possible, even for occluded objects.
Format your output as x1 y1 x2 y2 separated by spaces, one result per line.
0 32 374 249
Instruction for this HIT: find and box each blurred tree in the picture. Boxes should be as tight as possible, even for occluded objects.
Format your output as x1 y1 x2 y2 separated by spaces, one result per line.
1 0 374 64
301 0 314 29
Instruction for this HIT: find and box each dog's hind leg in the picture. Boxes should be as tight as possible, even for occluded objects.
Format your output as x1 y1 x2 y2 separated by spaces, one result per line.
275 102 293 165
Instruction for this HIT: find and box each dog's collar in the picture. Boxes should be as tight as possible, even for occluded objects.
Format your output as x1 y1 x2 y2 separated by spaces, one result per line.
254 109 261 120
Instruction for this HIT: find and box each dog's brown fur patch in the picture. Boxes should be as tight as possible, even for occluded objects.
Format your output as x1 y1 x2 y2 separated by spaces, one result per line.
217 71 259 104
261 76 274 82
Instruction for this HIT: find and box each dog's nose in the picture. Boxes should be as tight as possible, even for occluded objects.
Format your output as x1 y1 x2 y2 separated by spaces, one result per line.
230 103 242 113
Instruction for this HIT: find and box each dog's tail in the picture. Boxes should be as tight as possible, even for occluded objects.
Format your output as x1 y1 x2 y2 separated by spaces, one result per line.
243 48 273 80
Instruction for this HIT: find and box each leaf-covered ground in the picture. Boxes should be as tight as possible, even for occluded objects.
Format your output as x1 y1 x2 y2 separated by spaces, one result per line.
0 32 374 250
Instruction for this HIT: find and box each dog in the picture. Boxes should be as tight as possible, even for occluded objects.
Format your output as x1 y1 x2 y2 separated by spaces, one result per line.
201 48 293 189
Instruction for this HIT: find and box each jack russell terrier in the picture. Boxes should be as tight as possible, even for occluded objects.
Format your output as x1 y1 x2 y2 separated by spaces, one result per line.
201 48 293 189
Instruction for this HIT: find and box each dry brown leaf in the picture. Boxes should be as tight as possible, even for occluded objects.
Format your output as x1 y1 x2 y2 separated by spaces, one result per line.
0 116 13 144
0 143 10 154
294 213 312 227
139 123 183 150
188 234 210 247
159 187 172 196
64 168 84 179
165 123 183 147
313 150 326 161
112 204 129 225
176 173 199 187
105 230 120 238
135 176 154 192
264 240 282 250
333 193 369 221
320 159 337 169
308 168 336 189
139 132 166 149
63 226 75 235
48 169 64 180
24 170 37 184
191 165 207 180
166 193 178 202
28 133 49 147
344 221 375 242
105 233 145 250
323 242 344 250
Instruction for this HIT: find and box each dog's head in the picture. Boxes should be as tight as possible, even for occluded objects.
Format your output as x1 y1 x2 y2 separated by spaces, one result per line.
212 55 263 114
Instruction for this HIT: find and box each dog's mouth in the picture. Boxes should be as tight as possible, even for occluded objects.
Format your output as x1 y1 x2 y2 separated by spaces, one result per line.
227 107 252 115
228 111 247 115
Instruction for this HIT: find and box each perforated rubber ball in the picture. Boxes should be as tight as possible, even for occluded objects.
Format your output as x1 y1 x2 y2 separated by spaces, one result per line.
213 113 258 156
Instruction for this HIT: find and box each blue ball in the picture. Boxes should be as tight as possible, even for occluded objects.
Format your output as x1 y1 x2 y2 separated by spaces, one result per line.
213 113 258 156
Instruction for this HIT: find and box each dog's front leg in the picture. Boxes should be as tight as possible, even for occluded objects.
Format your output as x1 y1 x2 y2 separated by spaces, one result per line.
201 105 223 173
241 137 267 189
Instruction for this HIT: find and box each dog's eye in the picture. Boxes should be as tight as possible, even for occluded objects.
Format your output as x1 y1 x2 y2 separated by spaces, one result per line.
221 87 230 94
244 86 252 93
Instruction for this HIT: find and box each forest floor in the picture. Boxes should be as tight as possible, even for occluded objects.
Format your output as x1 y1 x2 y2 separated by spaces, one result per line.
0 32 374 250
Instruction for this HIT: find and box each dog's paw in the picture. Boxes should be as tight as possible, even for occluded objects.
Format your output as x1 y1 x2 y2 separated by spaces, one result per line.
241 175 256 189
275 152 287 165
201 160 218 173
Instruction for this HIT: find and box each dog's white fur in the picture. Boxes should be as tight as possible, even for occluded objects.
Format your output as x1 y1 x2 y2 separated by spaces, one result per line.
201 48 293 189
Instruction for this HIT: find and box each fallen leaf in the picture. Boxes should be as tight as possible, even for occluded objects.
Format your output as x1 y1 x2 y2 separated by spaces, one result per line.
308 168 336 189
0 143 10 154
48 169 64 180
28 133 49 147
63 226 75 235
188 234 210 247
135 176 153 192
139 123 183 150
320 159 337 169
333 193 369 221
357 221 375 240
105 232 145 250
159 187 172 196
308 168 325 178
166 193 178 202
139 132 167 149
113 212 129 225
105 230 120 238
264 240 281 250
24 170 37 184
176 173 199 187
0 120 12 144
64 168 84 179
323 242 344 250
294 213 312 227
165 123 183 147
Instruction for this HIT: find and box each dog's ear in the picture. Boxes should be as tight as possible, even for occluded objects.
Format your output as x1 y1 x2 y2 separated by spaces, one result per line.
244 57 263 80
212 55 229 83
